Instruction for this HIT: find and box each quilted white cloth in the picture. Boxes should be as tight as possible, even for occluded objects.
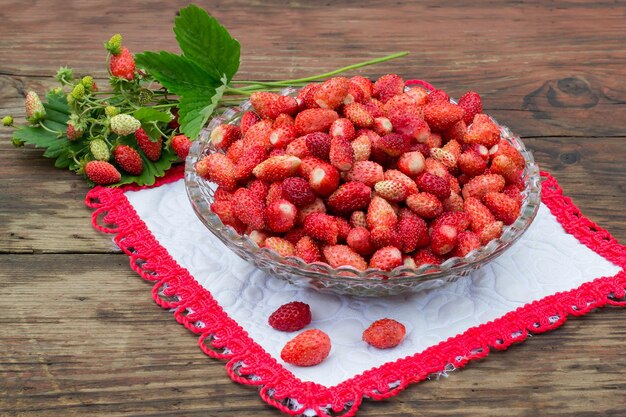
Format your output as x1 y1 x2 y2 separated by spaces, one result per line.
125 179 620 387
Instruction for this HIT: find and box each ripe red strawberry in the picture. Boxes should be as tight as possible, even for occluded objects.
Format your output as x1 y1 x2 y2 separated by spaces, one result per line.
413 248 443 266
213 187 234 202
406 192 443 219
232 188 265 230
135 128 162 161
424 157 449 179
343 102 374 128
458 150 488 177
253 155 302 182
442 192 465 212
264 237 295 257
462 173 505 199
374 180 408 202
428 89 450 103
211 200 246 234
273 113 295 128
210 124 242 150
304 132 332 160
285 136 310 159
329 136 354 171
396 151 425 178
281 177 316 207
327 181 372 214
269 125 298 148
503 184 523 207
452 231 481 257
373 74 405 103
431 211 471 232
464 114 500 147
109 47 135 80
265 199 297 233
295 108 339 135
266 181 284 205
298 157 326 179
351 134 372 161
430 147 457 170
370 226 401 250
113 145 143 175
490 140 525 169
171 134 192 159
430 224 458 256
377 133 409 158
308 162 340 196
449 175 461 194
269 301 312 332
367 195 398 230
345 160 384 187
350 76 373 99
490 154 520 183
196 153 237 190
442 120 467 143
85 160 121 185
66 124 83 141
296 198 326 224
384 169 418 195
284 227 306 244
383 93 419 115
346 226 375 255
281 329 331 367
416 172 451 200
314 77 350 109
234 145 267 181
363 98 385 118
424 100 465 131
478 220 504 244
369 246 403 271
350 211 367 228
250 92 298 119
443 139 462 160
249 229 269 246
226 140 245 163
304 212 339 244
322 244 368 270
405 86 430 105
246 179 270 202
335 217 351 242
240 110 261 136
330 118 356 142
458 91 483 126
484 192 521 225
423 132 443 149
244 119 273 149
295 236 322 263
397 216 429 253
464 197 496 232
372 117 393 136
362 318 406 349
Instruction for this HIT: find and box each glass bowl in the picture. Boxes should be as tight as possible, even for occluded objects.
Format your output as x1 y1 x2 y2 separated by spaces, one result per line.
185 90 541 297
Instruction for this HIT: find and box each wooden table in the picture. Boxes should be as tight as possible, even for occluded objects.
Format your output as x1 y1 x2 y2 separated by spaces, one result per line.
2 1 625 415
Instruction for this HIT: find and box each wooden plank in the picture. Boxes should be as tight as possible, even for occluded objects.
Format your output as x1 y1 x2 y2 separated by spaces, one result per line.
0 254 625 416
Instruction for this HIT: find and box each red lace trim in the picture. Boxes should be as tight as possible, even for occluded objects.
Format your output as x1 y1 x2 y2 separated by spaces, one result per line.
85 171 626 416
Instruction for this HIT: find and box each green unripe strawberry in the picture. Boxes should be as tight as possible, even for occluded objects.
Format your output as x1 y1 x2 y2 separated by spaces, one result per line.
71 83 85 99
2 115 13 126
90 139 110 161
105 34 122 55
82 76 94 90
105 106 119 117
55 66 74 84
110 114 141 136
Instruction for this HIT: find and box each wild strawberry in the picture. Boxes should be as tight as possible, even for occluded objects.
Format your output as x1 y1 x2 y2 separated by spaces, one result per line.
350 75 373 99
264 237 296 257
391 112 430 143
109 47 135 80
458 150 488 177
362 98 385 118
430 224 458 256
395 151 425 178
295 108 339 135
464 114 500 147
503 184 524 207
85 160 121 185
214 187 234 202
304 132 332 160
330 118 356 142
484 192 521 225
442 192 465 212
284 227 306 244
452 231 481 257
464 197 496 232
269 148 287 158
135 128 162 161
281 177 316 207
443 120 467 144
240 110 261 136
253 155 302 182
458 91 483 126
383 93 419 115
234 145 267 181
269 125 298 148
249 230 269 246
373 74 405 103
424 132 443 149
403 255 417 268
335 217 351 242
285 136 310 158
196 154 237 190
306 162 339 196
376 133 409 158
269 301 312 332
250 92 298 119
110 114 141 136
246 179 270 201
371 116 392 136
66 124 83 141
428 89 450 103
413 248 443 266
370 226 401 250
304 213 339 244
424 100 465 131
265 199 297 233
329 136 354 171
397 216 429 253
347 212 367 232
296 198 326 224
171 134 192 159
273 113 295 128
478 220 504 244
294 236 322 263
327 181 372 214
89 139 110 161
298 157 325 179
314 77 350 109
211 200 246 233
433 211 471 232
374 180 408 202
346 226 375 255
462 173 505 199
416 172 451 200
449 175 461 194
369 246 403 271
405 86 430 106
367 195 398 230
363 318 406 349
430 147 457 170
266 181 284 205
281 329 331 367
424 157 449 179
226 140 245 163
243 119 273 149
443 138 462 159
343 102 374 128
322 244 368 270
296 83 320 109
210 124 242 150
113 145 142 175
490 140 525 169
406 192 443 219
490 154 520 183
232 188 265 230
384 169 418 195
351 134 372 161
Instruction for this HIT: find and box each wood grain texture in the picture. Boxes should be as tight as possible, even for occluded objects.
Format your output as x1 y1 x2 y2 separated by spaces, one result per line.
1 0 625 416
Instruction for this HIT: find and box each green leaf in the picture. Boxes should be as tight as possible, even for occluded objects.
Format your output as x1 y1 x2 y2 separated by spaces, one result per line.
13 125 59 149
133 107 173 124
174 4 240 82
178 76 227 139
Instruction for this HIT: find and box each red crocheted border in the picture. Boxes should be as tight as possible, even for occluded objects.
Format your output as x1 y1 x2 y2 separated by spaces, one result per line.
85 170 626 417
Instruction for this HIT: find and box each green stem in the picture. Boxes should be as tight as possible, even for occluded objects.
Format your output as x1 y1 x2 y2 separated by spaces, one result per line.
39 121 62 136
224 86 253 96
150 103 177 109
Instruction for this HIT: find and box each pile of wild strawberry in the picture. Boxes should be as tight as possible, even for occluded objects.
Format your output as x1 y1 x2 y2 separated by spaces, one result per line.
197 74 526 273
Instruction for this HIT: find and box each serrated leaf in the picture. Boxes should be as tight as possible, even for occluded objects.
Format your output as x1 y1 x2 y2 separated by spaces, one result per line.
13 125 59 149
174 4 240 82
133 107 173 123
177 76 227 139
135 51 219 93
